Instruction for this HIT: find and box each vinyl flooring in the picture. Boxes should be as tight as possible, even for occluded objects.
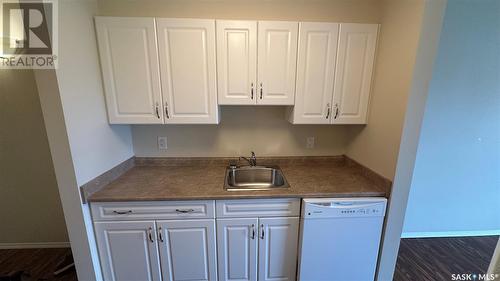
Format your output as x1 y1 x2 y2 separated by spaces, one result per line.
394 236 499 281
0 236 498 281
0 248 76 281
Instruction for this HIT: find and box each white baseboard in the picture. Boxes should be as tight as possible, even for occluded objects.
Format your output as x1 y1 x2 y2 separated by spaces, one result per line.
402 230 500 238
0 242 71 249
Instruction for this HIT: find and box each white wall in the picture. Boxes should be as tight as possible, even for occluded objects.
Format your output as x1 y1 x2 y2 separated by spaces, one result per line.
35 0 135 280
55 0 135 278
36 70 102 281
402 0 500 238
56 1 133 186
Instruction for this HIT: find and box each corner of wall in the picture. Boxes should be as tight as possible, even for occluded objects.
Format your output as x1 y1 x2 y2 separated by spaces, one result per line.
56 0 134 186
344 0 428 180
375 0 447 280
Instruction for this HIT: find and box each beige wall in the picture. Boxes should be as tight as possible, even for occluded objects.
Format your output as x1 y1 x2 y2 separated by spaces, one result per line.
98 0 382 158
0 69 68 245
375 1 446 279
98 0 381 22
346 0 426 179
133 106 349 157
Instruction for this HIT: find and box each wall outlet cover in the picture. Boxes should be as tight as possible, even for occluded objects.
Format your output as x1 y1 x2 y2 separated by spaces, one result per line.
306 137 315 149
158 136 167 150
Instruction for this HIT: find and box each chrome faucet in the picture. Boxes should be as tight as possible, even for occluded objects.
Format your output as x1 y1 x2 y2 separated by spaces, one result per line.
240 151 257 166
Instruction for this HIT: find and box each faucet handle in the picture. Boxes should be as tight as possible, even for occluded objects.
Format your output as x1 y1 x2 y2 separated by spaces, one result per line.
229 160 238 169
250 151 257 166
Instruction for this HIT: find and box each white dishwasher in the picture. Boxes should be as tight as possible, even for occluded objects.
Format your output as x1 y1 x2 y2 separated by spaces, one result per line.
298 198 387 281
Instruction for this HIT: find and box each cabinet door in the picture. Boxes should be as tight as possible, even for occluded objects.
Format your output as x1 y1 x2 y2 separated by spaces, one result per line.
258 217 299 281
332 23 378 124
217 218 258 281
157 19 219 124
257 21 298 105
216 21 257 105
157 219 217 281
94 221 161 281
95 17 163 124
292 22 339 124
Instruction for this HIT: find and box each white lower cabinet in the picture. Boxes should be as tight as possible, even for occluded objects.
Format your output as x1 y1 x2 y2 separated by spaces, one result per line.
158 219 217 281
93 199 300 281
217 217 299 281
94 221 162 281
217 218 259 281
258 218 299 281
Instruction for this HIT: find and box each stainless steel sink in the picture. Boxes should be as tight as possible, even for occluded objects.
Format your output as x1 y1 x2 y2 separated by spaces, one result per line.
224 166 290 191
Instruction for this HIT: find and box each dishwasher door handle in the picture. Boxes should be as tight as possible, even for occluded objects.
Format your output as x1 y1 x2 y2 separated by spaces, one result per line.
311 202 385 209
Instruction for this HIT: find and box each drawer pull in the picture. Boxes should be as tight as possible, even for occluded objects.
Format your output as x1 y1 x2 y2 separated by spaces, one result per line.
113 210 132 215
175 209 195 213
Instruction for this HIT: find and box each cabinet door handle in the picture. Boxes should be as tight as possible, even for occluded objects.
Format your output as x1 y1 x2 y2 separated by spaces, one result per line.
175 209 195 213
155 103 160 119
251 83 254 99
148 227 154 243
165 103 170 119
112 210 132 215
334 103 339 119
326 103 331 119
158 227 164 243
259 83 263 99
251 224 255 240
260 224 265 239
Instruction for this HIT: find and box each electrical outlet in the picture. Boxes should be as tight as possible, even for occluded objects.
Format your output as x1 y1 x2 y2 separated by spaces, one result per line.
306 137 315 149
158 136 168 150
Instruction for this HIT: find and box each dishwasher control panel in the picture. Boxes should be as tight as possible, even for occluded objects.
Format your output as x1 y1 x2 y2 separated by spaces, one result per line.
302 198 387 218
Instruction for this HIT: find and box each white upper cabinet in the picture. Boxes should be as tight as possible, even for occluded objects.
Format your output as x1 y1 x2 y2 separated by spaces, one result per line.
95 17 378 125
290 22 378 125
95 17 163 124
332 23 378 124
156 19 219 124
215 20 298 105
291 22 339 124
94 221 162 281
216 21 257 105
257 21 298 105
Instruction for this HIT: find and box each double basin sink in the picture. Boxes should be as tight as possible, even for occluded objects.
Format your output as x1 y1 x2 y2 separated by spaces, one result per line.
224 166 290 191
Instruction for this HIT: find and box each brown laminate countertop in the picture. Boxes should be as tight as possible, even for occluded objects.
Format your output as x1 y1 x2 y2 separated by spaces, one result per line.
87 157 390 202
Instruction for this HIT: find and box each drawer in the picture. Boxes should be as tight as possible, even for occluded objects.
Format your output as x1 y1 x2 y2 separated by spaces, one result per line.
91 200 215 221
216 199 300 218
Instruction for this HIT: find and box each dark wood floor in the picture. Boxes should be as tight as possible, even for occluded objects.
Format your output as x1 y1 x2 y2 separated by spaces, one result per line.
0 236 497 281
394 236 499 281
0 248 76 281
